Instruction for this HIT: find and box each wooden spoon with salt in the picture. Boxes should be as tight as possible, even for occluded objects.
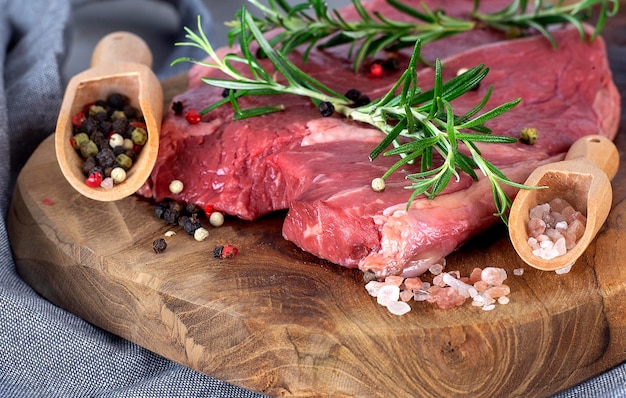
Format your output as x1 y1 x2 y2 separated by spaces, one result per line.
55 31 163 201
508 135 619 271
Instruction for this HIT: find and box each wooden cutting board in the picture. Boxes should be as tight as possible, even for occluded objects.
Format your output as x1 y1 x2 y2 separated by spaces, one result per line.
8 13 626 398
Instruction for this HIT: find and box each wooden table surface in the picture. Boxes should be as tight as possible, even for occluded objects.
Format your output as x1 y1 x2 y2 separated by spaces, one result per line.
7 5 626 398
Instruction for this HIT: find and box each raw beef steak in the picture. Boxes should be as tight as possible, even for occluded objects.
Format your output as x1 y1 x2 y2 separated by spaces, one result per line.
143 0 620 278
276 25 620 277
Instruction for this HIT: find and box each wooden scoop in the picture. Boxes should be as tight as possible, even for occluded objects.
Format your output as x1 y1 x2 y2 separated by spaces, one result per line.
509 135 619 271
55 31 163 201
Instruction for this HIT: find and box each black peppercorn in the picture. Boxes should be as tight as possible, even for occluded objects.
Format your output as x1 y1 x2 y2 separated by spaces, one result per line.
345 88 361 102
78 118 98 135
96 147 116 168
318 101 335 117
163 207 179 225
107 93 127 110
185 203 201 216
112 146 126 156
153 238 167 253
111 117 129 134
172 101 183 115
82 156 97 176
382 57 400 71
355 95 371 107
213 245 224 259
182 216 202 235
154 202 168 219
123 148 137 160
122 105 136 119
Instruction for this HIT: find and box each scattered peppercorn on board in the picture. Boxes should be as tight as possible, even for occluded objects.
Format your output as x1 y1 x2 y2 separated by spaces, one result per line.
8 16 626 398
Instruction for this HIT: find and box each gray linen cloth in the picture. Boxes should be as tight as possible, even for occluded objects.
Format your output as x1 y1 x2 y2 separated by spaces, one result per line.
0 0 624 396
0 0 265 396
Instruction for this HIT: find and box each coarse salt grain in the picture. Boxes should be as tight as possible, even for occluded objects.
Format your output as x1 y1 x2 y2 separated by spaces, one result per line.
481 267 507 285
555 263 573 274
384 275 404 286
364 263 513 315
429 263 444 275
387 300 411 316
527 199 587 260
377 284 400 307
100 177 114 189
365 281 385 296
513 268 524 276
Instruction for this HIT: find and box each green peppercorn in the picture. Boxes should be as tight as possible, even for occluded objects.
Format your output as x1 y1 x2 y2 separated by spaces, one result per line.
116 153 133 170
131 127 148 146
79 140 99 158
73 132 90 148
88 105 107 118
520 127 539 145
111 110 126 120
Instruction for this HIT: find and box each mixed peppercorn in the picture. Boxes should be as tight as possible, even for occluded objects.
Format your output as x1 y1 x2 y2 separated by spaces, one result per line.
153 199 238 259
71 93 147 188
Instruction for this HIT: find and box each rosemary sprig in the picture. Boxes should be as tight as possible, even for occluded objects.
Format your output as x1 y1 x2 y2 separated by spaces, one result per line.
227 0 618 70
173 10 532 223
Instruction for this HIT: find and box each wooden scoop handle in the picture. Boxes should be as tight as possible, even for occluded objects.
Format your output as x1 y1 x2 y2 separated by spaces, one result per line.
90 31 153 68
564 135 619 180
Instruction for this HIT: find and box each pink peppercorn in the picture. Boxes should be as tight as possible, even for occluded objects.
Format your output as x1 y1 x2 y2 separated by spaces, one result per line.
185 109 201 124
85 171 103 187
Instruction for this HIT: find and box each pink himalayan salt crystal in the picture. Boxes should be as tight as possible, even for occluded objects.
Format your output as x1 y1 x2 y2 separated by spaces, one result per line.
384 275 404 287
469 267 482 284
403 277 423 291
427 286 467 310
432 273 446 287
530 203 550 220
485 284 511 298
399 289 414 302
428 263 444 275
568 219 585 241
549 197 571 213
474 280 489 292
414 289 429 302
527 218 546 236
481 267 507 285
513 268 524 276
527 199 587 260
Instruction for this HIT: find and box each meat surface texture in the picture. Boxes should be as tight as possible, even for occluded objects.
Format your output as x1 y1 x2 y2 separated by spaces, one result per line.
145 0 620 278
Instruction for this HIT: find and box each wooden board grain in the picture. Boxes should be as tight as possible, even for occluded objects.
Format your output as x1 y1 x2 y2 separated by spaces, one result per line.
8 10 626 398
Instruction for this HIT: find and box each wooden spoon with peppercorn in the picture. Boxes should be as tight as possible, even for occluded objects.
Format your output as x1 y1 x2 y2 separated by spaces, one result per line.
508 135 619 271
55 31 163 201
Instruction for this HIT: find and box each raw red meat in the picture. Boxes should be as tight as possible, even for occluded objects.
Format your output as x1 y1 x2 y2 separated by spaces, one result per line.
277 25 620 277
145 0 513 220
143 0 620 278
